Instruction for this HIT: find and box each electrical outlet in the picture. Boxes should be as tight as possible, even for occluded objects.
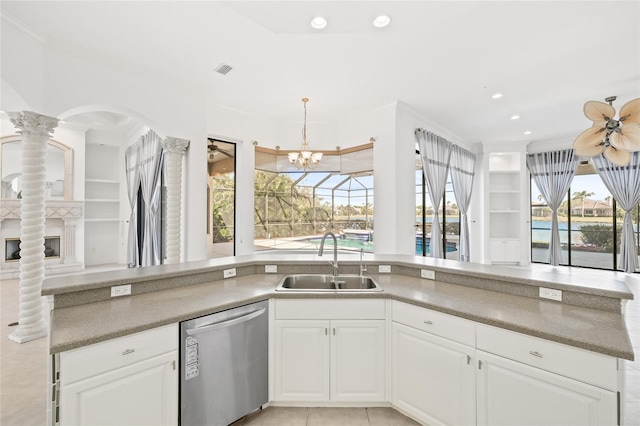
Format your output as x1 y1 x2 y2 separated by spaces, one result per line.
265 265 277 273
223 268 237 278
421 269 435 280
539 287 562 301
378 265 391 273
110 284 131 297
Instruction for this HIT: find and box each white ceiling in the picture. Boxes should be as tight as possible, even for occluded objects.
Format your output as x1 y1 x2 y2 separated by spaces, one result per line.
2 1 639 146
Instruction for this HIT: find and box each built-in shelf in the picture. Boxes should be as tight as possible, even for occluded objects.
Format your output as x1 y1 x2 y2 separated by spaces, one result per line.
485 150 525 265
85 144 122 266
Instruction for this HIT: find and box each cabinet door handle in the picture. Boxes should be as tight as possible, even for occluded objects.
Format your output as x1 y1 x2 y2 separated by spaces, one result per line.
467 355 471 365
122 348 135 356
333 328 336 336
325 328 328 335
529 351 543 358
424 320 433 325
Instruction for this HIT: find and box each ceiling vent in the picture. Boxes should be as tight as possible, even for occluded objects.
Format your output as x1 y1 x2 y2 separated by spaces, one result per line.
214 63 233 75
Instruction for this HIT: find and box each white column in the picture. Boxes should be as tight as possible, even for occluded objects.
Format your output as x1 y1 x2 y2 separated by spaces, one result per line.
161 137 189 264
7 111 58 343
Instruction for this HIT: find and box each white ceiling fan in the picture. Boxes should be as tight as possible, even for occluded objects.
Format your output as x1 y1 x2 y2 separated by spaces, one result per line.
573 96 640 166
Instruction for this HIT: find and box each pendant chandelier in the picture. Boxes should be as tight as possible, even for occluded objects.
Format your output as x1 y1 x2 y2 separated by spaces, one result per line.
573 96 640 166
288 98 323 170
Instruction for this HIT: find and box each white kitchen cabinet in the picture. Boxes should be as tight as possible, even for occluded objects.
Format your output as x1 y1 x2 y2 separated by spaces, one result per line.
391 302 475 426
331 320 386 402
476 351 617 426
489 238 521 263
274 319 385 402
274 320 330 401
273 299 386 403
57 324 178 426
476 324 618 426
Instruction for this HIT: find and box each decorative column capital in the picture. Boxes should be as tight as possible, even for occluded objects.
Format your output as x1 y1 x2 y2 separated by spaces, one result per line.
8 111 58 138
162 137 190 155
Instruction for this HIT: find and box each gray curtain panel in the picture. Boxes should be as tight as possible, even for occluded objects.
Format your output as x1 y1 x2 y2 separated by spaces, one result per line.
592 152 640 273
138 130 164 267
450 145 476 262
416 130 452 259
526 149 578 266
124 143 140 268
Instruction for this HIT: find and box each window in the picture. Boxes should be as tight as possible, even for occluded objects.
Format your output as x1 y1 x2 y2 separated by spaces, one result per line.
530 160 640 272
415 151 460 259
254 146 374 253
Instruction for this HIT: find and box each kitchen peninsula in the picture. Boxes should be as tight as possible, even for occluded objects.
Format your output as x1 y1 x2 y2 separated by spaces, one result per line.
43 254 635 425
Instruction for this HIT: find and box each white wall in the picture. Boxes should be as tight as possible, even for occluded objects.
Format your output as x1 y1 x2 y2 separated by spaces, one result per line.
0 19 45 112
3 17 491 264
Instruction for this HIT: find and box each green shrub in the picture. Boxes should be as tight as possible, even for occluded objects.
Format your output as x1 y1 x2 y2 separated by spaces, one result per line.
579 224 622 252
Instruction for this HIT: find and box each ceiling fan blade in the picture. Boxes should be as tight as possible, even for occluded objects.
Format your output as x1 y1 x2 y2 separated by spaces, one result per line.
573 126 605 149
609 124 640 152
574 144 604 157
603 146 631 166
584 101 615 121
619 98 640 124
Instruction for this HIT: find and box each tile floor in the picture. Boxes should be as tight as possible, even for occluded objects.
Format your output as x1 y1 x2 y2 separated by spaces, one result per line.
1 266 639 426
232 407 419 426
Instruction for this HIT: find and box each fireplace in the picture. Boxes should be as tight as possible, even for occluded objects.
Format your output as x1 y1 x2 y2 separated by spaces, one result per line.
5 236 61 261
0 199 83 278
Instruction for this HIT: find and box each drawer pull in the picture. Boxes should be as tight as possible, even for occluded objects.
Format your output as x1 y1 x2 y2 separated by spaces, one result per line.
529 351 543 358
122 348 135 356
424 320 433 325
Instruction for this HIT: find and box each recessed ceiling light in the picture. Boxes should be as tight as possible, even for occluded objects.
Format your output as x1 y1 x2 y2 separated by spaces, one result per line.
373 15 391 28
510 115 520 120
310 16 327 29
492 93 503 99
524 130 532 135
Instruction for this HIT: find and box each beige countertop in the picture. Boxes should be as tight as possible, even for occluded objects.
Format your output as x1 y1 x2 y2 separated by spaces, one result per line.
48 268 635 361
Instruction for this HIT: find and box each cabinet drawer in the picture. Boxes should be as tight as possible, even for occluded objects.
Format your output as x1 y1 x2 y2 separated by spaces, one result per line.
275 299 385 320
392 301 475 347
60 324 178 385
476 324 617 391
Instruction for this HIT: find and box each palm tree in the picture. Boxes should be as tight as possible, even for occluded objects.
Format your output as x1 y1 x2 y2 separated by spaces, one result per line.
572 190 595 218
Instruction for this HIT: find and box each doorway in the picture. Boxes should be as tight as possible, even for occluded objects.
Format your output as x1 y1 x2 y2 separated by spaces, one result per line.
207 138 236 257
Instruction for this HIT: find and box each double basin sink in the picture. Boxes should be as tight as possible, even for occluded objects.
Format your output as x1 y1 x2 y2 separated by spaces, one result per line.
275 274 382 292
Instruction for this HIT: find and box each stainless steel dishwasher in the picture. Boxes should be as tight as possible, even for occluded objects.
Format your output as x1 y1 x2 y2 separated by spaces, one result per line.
180 300 268 426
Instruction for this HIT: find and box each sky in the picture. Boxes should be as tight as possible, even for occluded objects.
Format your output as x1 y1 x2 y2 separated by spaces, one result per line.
531 174 610 203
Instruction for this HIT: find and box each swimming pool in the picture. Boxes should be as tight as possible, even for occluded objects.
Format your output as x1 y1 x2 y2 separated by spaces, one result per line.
304 234 458 255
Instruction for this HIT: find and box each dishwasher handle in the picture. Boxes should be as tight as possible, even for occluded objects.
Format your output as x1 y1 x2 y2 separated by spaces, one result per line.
185 308 266 335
